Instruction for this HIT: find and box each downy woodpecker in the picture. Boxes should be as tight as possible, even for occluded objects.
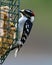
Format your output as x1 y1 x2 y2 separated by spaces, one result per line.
18 9 35 45
11 9 35 56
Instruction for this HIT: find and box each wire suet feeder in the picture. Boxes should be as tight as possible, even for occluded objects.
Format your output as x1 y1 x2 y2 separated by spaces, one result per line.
0 0 20 64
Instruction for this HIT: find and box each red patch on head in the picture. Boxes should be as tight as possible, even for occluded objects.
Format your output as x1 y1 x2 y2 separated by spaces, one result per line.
32 12 35 16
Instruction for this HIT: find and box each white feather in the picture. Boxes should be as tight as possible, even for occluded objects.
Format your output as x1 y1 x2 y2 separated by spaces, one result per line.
14 48 18 57
31 16 34 22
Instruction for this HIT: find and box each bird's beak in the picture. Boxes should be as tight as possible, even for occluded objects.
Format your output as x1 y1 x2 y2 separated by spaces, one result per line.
19 10 23 13
19 10 24 13
19 10 24 16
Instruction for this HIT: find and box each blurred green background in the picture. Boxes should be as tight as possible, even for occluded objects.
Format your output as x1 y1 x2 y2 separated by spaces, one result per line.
19 0 52 54
20 0 52 43
21 0 52 34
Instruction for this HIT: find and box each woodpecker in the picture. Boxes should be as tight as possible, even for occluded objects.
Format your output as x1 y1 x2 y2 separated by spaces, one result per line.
11 9 35 56
18 9 35 45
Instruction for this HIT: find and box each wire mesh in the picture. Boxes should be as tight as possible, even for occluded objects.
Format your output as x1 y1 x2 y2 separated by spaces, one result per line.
0 0 20 64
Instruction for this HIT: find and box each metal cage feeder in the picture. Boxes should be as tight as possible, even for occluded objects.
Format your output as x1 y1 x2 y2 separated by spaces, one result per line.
0 0 20 64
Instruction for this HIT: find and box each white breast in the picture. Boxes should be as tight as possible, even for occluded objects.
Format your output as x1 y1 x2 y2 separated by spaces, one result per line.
18 16 27 32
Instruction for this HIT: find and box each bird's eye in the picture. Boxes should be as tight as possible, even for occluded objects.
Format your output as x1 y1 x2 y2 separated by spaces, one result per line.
26 10 30 12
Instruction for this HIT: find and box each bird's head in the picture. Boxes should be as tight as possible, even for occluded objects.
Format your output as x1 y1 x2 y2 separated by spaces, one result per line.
20 9 35 17
20 9 35 22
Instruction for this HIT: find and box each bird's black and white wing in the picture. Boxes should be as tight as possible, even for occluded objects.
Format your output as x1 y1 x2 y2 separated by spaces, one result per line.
21 19 33 44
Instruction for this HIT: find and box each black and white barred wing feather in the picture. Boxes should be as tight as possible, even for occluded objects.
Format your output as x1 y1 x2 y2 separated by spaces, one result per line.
21 19 33 44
